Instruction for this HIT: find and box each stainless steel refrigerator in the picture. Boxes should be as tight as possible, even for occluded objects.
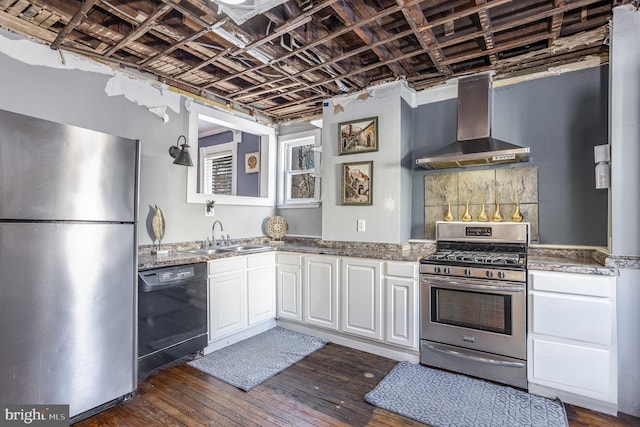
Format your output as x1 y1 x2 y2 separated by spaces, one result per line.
0 109 139 420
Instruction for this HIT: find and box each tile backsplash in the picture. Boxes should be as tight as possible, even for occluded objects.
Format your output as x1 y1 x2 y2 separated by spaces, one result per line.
424 166 539 241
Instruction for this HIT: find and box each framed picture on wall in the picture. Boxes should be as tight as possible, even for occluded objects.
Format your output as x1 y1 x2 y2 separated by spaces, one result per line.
338 117 378 155
245 152 260 173
342 161 373 205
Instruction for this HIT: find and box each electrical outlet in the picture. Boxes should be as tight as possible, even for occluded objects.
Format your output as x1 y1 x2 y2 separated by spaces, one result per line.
357 219 365 232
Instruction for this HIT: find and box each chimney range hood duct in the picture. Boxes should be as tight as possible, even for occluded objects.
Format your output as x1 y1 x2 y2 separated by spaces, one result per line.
416 73 530 170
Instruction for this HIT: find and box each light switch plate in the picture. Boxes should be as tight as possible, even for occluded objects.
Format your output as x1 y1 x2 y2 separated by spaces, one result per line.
357 219 365 232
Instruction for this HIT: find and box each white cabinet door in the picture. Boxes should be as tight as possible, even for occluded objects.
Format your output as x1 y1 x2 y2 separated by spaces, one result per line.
277 264 302 322
385 276 418 348
209 270 247 340
304 255 339 330
530 337 613 395
530 292 612 345
247 265 276 325
527 270 617 406
247 253 276 326
340 258 383 341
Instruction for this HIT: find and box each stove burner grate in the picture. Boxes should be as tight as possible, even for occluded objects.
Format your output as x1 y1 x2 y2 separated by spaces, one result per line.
422 250 525 267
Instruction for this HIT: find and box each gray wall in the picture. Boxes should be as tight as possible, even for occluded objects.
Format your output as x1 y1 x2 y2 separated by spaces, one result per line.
0 32 272 246
400 98 414 240
275 120 322 238
411 66 609 246
321 84 411 243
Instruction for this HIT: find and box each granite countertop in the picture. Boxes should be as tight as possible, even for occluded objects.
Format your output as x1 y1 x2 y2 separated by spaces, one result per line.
138 238 434 271
527 255 617 276
139 238 628 277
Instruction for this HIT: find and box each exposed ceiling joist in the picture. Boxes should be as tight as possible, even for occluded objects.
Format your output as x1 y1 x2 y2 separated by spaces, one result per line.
0 0 630 121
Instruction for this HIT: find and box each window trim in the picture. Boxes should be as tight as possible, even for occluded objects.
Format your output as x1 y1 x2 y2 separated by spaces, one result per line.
277 129 321 208
186 101 276 206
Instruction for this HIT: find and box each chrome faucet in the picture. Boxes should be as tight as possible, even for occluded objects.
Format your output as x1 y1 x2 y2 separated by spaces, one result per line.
211 220 224 245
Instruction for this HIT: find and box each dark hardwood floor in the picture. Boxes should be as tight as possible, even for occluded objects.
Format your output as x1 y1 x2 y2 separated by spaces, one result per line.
76 343 639 426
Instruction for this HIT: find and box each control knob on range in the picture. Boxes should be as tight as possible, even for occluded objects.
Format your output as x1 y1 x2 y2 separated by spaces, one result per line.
497 271 506 279
464 268 472 276
443 267 451 275
434 266 441 274
486 270 494 278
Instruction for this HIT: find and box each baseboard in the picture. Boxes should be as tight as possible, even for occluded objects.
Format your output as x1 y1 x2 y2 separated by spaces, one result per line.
276 320 419 363
528 382 618 416
203 320 277 353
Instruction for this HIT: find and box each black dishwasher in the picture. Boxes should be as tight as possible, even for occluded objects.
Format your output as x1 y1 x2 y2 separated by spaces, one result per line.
138 263 208 380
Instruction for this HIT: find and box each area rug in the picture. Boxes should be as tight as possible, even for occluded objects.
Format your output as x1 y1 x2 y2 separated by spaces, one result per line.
188 327 327 391
365 361 568 427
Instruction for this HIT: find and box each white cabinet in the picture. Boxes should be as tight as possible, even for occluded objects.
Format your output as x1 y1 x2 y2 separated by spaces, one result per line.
208 253 276 342
247 252 276 325
340 258 383 340
528 270 617 411
384 262 419 349
276 253 303 322
304 255 339 330
276 252 419 351
208 257 247 340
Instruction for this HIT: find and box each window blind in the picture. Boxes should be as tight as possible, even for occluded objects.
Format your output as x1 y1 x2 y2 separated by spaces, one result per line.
204 154 233 195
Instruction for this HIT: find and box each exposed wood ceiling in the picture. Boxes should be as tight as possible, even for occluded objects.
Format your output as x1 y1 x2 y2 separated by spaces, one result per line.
0 0 632 122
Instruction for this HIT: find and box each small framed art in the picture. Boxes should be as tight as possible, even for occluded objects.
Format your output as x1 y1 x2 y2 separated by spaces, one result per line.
342 161 373 205
245 152 260 173
338 117 378 155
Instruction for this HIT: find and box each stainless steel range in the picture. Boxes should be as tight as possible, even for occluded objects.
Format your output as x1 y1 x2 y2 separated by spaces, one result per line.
420 221 529 389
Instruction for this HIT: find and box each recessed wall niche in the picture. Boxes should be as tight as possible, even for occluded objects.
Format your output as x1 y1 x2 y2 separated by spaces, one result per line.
424 166 539 241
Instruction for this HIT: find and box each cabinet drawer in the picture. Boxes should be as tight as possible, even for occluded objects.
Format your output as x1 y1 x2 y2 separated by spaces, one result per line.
530 292 612 344
530 337 612 395
385 261 417 278
277 252 303 266
248 252 275 268
208 256 246 275
529 270 614 297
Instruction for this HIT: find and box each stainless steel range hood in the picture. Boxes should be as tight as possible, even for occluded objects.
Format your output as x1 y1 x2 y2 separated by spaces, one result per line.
416 74 530 169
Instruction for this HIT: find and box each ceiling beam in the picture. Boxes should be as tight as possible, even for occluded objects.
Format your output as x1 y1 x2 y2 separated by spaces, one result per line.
549 0 566 46
50 0 97 49
103 3 171 58
396 0 452 76
475 0 498 65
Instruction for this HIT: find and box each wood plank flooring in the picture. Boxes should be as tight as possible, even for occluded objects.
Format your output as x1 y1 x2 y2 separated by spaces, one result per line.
76 343 639 427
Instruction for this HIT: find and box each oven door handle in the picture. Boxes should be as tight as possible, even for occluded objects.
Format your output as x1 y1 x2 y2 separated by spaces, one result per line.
424 342 526 368
421 276 524 293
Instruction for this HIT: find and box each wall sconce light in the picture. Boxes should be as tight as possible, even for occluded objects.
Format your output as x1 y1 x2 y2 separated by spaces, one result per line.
169 135 193 166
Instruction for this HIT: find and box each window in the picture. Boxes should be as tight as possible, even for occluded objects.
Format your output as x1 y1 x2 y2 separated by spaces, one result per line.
278 130 321 206
200 142 237 196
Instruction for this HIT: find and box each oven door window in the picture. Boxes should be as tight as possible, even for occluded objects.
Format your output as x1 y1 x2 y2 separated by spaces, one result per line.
431 287 512 335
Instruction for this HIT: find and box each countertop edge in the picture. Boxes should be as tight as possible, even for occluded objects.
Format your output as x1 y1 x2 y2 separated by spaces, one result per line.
139 239 629 276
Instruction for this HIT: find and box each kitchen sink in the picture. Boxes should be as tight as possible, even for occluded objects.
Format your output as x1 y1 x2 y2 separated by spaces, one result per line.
220 244 269 252
180 244 269 256
180 248 234 255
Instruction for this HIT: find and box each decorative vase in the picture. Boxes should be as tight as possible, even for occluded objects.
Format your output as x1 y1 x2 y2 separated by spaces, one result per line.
444 202 454 222
511 202 523 222
461 201 472 222
150 205 167 254
492 202 503 222
478 203 489 222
